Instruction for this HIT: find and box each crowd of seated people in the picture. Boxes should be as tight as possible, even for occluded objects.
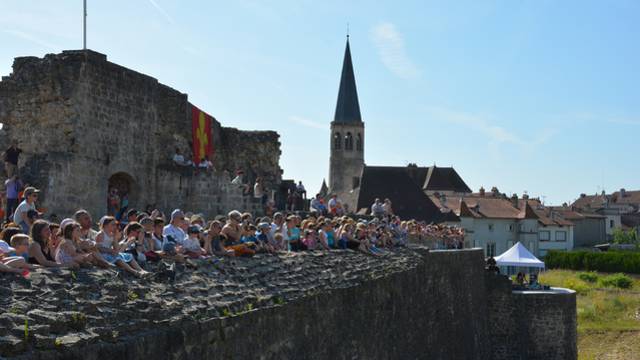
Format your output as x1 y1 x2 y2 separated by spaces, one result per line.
0 188 465 278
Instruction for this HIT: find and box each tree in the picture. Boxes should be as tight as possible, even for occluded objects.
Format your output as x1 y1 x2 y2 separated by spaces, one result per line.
612 227 638 245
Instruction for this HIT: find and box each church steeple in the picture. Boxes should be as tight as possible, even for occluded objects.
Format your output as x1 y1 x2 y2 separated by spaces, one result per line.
333 37 362 124
329 36 365 203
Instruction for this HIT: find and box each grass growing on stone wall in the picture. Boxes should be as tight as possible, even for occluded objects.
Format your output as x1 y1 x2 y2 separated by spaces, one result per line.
539 270 640 360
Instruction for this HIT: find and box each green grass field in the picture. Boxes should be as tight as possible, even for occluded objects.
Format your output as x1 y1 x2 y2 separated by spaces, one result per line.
539 270 640 360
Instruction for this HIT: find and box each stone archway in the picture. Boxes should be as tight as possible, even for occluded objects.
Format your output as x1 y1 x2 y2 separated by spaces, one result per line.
107 172 137 218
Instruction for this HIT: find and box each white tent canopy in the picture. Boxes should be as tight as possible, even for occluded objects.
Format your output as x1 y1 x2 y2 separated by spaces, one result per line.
494 242 545 268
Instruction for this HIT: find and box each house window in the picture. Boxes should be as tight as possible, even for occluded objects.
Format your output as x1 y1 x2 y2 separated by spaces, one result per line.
345 132 353 150
333 132 341 150
356 133 363 151
488 224 494 231
486 242 496 257
508 224 514 232
555 231 567 241
610 220 615 228
539 231 550 242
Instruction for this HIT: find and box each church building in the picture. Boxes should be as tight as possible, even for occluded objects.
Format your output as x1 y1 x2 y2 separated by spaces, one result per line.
327 37 471 222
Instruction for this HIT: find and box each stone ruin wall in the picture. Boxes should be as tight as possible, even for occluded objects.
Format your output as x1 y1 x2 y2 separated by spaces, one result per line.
5 248 576 360
0 50 281 219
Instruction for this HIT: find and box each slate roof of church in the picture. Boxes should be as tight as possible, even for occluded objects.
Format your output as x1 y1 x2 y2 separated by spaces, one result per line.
423 166 472 193
355 166 452 223
333 38 362 124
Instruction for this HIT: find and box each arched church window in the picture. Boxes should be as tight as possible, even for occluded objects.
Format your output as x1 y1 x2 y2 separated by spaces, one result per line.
345 132 353 151
334 132 341 150
356 133 362 151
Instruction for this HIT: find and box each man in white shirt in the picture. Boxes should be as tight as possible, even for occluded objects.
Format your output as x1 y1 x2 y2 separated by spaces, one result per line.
163 209 187 252
371 198 385 219
231 170 244 186
14 187 39 234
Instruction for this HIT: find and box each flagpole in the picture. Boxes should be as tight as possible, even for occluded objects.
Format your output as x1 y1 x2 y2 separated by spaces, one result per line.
83 0 87 50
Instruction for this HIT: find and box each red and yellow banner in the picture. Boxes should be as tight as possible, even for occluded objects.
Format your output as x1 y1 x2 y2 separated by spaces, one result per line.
191 105 214 163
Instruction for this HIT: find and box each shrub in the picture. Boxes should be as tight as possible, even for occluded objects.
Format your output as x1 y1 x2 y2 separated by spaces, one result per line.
599 273 633 289
578 272 599 283
544 250 640 274
563 278 590 294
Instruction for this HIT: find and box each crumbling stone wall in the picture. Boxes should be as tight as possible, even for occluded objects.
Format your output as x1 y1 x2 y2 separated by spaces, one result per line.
0 50 281 218
5 248 576 360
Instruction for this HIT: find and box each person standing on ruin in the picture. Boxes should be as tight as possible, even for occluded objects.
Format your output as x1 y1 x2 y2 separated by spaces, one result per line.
4 175 22 222
3 142 22 178
371 198 385 219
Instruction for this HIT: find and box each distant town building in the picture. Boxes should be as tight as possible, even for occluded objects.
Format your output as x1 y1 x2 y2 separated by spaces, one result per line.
431 189 575 257
572 189 640 240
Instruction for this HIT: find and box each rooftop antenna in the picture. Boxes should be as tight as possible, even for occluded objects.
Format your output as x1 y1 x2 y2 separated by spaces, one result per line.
83 0 87 50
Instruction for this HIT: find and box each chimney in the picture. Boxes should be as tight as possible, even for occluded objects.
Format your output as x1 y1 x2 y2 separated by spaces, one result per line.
479 187 485 196
522 193 529 200
491 186 500 196
621 188 627 197
511 193 519 208
580 193 586 198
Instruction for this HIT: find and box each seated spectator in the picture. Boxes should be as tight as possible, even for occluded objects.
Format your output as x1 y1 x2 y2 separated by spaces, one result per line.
231 170 250 195
26 221 66 268
206 220 235 257
318 222 333 250
1 234 36 271
256 222 275 253
95 216 149 277
56 222 95 266
74 209 98 242
221 210 255 256
240 225 258 244
286 216 301 251
197 156 213 172
172 148 191 166
14 186 40 234
184 225 206 258
301 228 318 250
272 233 285 251
163 209 187 253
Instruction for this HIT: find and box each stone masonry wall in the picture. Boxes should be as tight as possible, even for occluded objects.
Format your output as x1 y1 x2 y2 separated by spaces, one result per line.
9 248 576 360
0 50 281 219
485 272 577 360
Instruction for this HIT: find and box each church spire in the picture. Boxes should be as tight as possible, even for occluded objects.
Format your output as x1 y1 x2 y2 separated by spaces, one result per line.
333 37 362 123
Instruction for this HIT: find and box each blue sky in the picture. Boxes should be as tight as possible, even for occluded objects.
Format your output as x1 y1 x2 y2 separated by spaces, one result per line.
1 1 639 205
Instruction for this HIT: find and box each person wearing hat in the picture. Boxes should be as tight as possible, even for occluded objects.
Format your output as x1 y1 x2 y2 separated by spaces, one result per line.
13 186 40 234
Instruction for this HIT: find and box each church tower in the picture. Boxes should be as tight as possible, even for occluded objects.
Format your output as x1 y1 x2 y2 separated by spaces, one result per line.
329 36 365 201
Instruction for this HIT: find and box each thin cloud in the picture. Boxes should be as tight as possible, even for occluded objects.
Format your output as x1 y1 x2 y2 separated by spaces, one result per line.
3 29 60 50
370 22 420 80
608 117 640 126
428 106 556 151
147 0 174 24
289 116 325 130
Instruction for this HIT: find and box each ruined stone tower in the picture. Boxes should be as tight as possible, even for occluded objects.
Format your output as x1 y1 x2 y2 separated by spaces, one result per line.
329 37 364 205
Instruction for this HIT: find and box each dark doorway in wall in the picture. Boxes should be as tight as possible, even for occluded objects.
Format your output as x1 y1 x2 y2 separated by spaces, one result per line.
107 172 136 220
